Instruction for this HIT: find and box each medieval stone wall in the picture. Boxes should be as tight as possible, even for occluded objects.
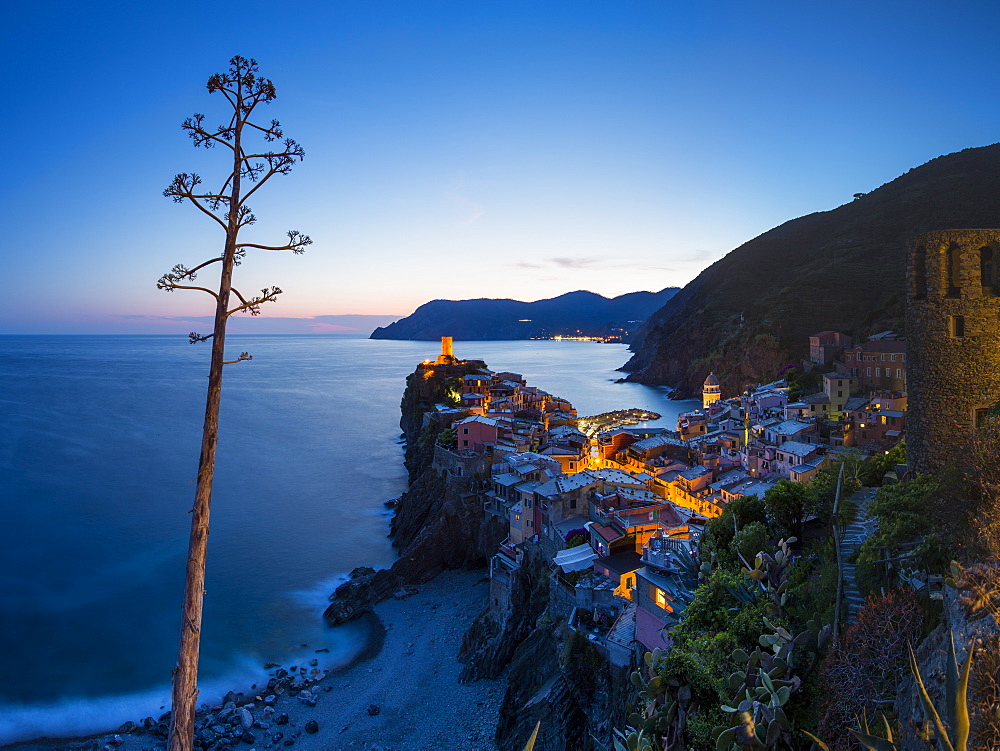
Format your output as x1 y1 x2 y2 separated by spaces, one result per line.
906 229 1000 473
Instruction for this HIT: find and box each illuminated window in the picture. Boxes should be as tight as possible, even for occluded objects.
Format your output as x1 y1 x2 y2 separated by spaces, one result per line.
655 588 669 609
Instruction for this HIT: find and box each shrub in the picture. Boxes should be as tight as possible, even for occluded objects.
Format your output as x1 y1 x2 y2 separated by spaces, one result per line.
857 440 906 487
732 521 769 565
854 476 947 594
816 588 924 750
563 528 587 548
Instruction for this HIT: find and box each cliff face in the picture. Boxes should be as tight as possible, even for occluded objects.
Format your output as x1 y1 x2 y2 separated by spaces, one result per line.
390 360 508 581
493 623 630 750
370 288 678 342
325 359 506 624
624 143 1000 397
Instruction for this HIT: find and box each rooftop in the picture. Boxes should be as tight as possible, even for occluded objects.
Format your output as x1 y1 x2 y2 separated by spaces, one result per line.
778 440 819 458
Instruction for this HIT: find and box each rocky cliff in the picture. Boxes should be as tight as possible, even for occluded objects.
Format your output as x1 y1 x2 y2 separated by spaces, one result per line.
370 288 678 342
624 143 1000 397
458 544 632 750
325 358 507 624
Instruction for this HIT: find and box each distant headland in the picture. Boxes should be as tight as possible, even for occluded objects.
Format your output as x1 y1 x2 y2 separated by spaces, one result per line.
369 288 678 342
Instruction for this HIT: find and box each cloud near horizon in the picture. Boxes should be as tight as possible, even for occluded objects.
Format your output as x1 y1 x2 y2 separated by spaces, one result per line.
112 313 404 336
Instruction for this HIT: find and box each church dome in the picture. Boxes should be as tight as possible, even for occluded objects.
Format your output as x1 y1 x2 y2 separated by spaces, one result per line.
704 372 720 387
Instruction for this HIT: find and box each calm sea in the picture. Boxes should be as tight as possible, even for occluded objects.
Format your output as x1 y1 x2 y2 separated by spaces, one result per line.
0 336 695 743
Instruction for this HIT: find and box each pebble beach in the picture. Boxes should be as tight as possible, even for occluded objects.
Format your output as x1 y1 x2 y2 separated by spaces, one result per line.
18 570 502 751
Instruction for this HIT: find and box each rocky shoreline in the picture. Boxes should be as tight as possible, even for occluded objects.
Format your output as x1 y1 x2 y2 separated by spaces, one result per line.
14 571 500 751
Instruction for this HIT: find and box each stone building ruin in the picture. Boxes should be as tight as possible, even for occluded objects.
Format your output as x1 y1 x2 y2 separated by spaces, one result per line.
905 229 1000 473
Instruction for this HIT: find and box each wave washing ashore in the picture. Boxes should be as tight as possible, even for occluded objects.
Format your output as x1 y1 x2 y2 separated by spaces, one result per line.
0 336 691 747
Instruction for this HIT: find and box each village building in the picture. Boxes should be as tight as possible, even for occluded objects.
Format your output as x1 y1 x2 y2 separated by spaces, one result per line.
702 372 721 409
843 335 907 391
808 330 852 365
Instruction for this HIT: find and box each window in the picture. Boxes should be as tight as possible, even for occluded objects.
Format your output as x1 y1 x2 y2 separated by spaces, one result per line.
891 354 897 362
655 587 669 609
569 462 575 469
946 244 961 296
876 368 881 377
570 498 577 509
975 407 990 429
463 428 469 434
981 247 996 294
866 368 872 376
881 354 886 361
838 391 843 398
897 369 902 378
950 315 966 338
462 440 469 447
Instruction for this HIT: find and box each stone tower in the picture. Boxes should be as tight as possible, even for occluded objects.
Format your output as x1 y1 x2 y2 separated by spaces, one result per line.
702 372 721 410
906 229 1000 473
436 336 455 364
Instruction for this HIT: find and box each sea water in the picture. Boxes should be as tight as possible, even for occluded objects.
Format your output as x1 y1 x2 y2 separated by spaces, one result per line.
0 336 695 743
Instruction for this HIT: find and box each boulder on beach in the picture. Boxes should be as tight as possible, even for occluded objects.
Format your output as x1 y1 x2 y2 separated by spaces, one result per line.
323 566 402 625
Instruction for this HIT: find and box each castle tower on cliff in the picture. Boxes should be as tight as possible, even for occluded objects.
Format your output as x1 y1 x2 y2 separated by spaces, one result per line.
436 336 455 365
906 229 1000 473
702 372 721 410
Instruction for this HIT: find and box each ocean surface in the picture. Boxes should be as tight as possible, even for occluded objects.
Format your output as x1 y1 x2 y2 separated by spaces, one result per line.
0 336 696 743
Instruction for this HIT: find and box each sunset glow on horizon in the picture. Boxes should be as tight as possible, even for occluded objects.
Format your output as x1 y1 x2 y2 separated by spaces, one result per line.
3 1 1000 334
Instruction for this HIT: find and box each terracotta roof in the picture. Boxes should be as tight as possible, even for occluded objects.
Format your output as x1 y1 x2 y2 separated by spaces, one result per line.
591 523 623 543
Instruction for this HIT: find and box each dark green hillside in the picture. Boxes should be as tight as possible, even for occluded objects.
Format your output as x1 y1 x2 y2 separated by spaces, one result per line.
624 143 1000 396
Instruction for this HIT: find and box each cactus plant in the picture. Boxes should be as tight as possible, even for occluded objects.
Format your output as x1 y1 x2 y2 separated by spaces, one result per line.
908 631 972 751
523 721 540 751
713 618 810 749
714 538 831 750
743 537 797 618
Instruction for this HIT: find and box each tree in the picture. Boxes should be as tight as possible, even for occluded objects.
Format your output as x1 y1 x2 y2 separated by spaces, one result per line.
156 56 311 751
764 479 807 538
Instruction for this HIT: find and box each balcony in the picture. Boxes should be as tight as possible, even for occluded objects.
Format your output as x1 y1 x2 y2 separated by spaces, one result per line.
641 536 692 572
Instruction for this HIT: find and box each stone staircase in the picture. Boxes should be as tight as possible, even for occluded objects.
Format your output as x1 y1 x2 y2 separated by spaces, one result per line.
839 488 879 623
606 602 637 647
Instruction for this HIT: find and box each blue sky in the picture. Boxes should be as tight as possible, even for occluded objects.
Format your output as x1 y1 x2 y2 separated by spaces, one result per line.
2 0 999 333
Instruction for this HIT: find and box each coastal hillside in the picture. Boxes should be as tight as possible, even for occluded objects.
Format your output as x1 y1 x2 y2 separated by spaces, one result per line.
369 288 678 342
624 142 1000 396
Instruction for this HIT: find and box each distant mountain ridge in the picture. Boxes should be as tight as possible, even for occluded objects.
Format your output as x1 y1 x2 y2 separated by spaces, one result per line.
370 288 679 341
623 142 1000 396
